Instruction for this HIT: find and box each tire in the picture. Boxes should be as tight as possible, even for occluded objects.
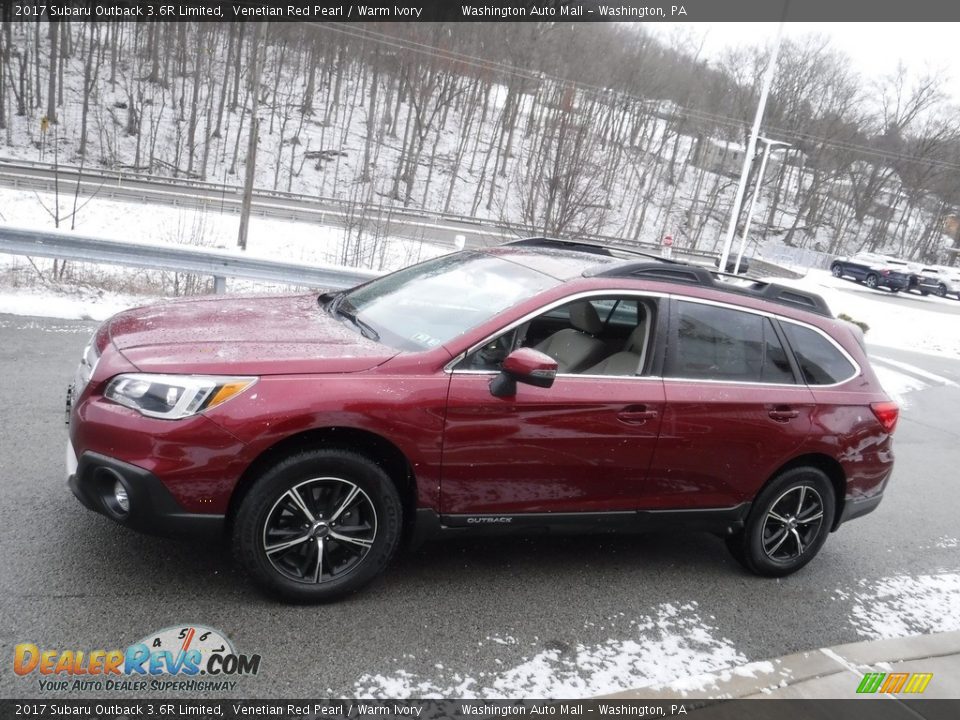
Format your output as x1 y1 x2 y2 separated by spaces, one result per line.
233 449 403 602
936 284 948 298
865 274 879 290
830 263 843 278
920 290 930 296
726 467 835 577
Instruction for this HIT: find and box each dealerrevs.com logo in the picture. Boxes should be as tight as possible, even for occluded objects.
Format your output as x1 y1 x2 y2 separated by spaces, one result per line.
14 625 261 693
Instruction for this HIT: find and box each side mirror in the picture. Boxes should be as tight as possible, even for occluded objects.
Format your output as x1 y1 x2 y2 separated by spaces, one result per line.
490 348 558 398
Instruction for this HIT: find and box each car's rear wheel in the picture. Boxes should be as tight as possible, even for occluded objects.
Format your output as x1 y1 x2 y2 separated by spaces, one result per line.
865 274 880 289
234 449 402 601
830 263 843 278
726 467 835 577
936 283 948 298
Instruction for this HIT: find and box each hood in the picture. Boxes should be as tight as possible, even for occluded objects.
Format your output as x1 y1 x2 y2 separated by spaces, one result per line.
107 294 398 375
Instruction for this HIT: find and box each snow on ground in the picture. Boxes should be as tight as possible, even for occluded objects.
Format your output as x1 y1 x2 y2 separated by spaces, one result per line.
0 285 149 322
835 573 960 640
650 659 783 696
353 602 746 699
871 364 928 408
920 536 959 550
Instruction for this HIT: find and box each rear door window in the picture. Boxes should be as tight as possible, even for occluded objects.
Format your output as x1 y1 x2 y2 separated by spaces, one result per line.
781 323 857 385
666 301 795 384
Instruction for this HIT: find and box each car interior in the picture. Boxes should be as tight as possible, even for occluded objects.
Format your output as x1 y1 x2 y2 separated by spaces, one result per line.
457 297 654 376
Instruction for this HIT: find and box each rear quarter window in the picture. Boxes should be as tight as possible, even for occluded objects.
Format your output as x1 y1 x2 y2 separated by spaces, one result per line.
782 323 857 385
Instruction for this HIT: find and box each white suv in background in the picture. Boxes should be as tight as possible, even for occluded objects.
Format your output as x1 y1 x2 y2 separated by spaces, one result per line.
916 266 960 299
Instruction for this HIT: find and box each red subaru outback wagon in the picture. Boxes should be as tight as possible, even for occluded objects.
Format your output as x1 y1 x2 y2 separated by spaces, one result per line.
66 239 897 601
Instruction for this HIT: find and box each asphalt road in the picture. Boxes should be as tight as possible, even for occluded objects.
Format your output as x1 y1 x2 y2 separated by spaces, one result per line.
1 312 958 699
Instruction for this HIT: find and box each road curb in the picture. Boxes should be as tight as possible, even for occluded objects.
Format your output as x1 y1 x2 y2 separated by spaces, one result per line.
605 631 960 700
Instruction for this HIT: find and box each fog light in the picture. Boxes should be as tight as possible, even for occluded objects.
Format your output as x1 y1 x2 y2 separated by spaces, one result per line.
113 480 130 514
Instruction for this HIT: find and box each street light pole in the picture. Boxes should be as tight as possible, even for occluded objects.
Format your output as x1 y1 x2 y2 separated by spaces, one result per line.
733 137 791 274
718 14 788 271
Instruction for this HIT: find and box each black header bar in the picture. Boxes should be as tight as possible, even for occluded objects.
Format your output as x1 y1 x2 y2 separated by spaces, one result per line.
7 0 960 23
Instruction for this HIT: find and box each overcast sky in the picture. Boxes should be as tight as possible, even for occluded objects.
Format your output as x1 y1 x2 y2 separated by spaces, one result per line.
649 23 960 104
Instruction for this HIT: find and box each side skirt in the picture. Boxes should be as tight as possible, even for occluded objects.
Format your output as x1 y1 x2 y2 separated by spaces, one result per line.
408 504 750 548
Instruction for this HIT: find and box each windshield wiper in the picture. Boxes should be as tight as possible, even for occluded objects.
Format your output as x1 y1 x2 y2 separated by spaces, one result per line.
329 294 380 342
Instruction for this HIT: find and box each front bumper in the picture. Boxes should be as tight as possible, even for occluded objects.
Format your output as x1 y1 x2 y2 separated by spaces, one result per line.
68 450 225 538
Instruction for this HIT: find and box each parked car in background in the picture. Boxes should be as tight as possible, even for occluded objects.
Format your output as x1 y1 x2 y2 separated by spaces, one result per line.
915 266 960 299
66 239 898 601
830 253 916 292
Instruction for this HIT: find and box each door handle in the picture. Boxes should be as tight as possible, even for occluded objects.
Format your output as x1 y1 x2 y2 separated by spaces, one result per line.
768 406 800 422
618 405 659 424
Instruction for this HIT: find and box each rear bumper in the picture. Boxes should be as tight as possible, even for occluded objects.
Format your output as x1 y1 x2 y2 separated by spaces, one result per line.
836 492 884 526
880 275 911 290
68 451 224 538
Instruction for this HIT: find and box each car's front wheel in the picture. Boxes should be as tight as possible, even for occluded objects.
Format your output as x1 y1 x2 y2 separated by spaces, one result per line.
234 449 402 601
727 467 835 577
865 273 880 289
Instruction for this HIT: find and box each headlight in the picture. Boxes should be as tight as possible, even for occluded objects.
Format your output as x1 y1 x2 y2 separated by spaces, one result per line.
104 374 257 420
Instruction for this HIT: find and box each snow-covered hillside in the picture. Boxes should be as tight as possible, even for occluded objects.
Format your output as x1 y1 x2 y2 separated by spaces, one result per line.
1 21 956 266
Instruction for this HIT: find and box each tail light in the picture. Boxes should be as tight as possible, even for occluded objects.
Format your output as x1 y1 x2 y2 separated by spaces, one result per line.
870 401 899 434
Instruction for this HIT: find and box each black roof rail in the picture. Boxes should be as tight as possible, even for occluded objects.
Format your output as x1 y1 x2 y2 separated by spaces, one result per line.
501 237 832 318
502 237 685 264
588 262 833 317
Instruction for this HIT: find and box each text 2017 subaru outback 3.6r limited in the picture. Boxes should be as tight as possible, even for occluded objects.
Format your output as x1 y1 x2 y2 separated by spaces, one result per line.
66 239 898 601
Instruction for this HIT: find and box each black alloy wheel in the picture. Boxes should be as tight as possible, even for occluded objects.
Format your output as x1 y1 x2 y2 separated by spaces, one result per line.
759 485 825 563
234 449 402 601
262 477 377 585
726 467 835 577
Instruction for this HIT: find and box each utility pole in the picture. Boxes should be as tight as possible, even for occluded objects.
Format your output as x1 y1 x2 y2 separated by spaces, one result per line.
237 22 265 251
718 6 789 271
733 138 791 274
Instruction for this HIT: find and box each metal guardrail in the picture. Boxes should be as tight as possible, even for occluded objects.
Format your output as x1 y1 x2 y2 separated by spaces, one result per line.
0 226 381 292
0 222 799 301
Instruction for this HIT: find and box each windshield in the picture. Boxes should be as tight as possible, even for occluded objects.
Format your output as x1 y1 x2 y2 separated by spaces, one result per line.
336 252 559 351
